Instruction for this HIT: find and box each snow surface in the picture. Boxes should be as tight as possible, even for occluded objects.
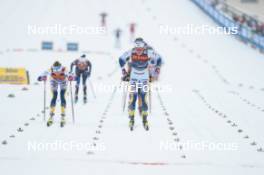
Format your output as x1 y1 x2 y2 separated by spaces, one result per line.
0 0 264 174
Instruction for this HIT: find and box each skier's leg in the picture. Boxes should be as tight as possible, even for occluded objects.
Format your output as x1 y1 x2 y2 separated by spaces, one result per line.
128 82 137 130
82 72 88 101
60 88 66 127
60 82 67 127
140 90 148 117
138 95 142 116
128 92 137 129
60 89 66 116
48 81 58 126
139 84 149 130
75 73 81 102
128 92 137 117
50 81 58 116
50 90 58 114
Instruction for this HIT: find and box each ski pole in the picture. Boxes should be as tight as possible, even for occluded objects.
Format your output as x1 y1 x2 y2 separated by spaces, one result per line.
43 80 47 121
122 81 128 112
88 79 96 99
148 82 152 114
69 81 75 124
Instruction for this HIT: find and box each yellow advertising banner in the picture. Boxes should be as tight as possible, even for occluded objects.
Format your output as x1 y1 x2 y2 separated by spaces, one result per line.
0 67 29 85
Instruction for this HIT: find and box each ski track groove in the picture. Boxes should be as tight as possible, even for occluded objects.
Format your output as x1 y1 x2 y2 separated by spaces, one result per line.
183 44 264 92
1 85 44 146
1 50 115 146
142 0 234 87
156 88 187 159
143 0 264 92
228 91 264 113
193 89 264 153
87 86 117 155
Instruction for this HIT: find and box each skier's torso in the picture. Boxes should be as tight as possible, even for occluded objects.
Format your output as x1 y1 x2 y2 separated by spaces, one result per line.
119 47 160 83
74 59 91 74
39 66 68 90
50 66 67 83
129 47 150 82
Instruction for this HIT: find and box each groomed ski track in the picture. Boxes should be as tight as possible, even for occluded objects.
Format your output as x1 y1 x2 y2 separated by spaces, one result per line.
0 0 264 174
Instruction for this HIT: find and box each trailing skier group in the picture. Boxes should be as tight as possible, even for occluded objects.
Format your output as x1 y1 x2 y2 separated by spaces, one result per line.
38 37 162 130
38 54 92 127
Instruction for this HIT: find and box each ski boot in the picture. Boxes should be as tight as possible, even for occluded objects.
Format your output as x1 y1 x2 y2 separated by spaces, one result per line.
47 107 55 127
60 106 66 127
60 114 66 127
142 111 149 131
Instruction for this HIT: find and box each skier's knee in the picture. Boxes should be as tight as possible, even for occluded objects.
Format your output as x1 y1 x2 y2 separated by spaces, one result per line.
51 90 58 106
128 109 135 117
83 85 87 94
60 89 66 107
76 76 81 85
141 93 148 111
128 93 137 109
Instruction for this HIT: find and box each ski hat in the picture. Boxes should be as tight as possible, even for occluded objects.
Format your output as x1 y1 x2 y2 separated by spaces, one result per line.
79 54 86 62
53 61 61 67
52 61 62 72
134 37 145 48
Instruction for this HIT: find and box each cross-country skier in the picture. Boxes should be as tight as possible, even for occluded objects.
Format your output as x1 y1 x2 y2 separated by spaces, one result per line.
118 37 159 131
100 12 108 27
114 28 122 48
70 54 92 103
38 61 74 127
129 23 136 42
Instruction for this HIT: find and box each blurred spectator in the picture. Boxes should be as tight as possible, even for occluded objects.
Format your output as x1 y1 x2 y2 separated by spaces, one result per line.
207 0 264 37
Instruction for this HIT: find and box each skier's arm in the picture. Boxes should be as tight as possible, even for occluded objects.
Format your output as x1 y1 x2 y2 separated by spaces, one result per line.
65 67 74 81
148 50 162 76
63 67 69 77
119 50 132 80
70 60 77 73
148 49 162 68
156 54 163 68
37 69 51 81
119 50 131 69
87 60 92 76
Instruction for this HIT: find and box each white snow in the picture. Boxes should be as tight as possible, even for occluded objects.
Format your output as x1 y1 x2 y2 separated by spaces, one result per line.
0 0 264 174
